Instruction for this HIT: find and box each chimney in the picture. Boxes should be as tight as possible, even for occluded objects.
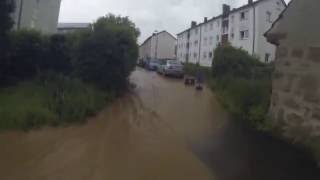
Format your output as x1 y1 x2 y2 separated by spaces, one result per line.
204 17 208 23
191 21 197 28
222 4 231 16
248 0 253 4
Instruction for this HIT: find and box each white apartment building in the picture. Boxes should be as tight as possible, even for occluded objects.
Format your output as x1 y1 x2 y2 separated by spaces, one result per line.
11 0 62 34
139 31 177 60
177 0 286 67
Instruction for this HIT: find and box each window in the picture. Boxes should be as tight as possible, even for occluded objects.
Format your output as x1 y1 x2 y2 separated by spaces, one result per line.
203 52 207 59
240 11 249 21
209 52 213 58
216 35 220 41
209 36 213 45
204 37 208 46
240 30 249 40
194 40 198 46
210 22 213 30
217 20 220 27
195 28 199 35
231 33 234 39
266 11 272 23
194 53 197 58
230 15 234 23
265 53 270 63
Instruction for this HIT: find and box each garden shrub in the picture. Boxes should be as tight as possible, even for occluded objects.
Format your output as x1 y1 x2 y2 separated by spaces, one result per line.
74 14 139 93
212 44 273 129
0 14 139 130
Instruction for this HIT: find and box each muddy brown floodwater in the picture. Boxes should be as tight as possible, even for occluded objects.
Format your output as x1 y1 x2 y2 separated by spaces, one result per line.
1 68 320 180
0 68 227 180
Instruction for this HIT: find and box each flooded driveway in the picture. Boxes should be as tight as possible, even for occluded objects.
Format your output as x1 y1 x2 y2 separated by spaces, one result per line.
0 68 319 180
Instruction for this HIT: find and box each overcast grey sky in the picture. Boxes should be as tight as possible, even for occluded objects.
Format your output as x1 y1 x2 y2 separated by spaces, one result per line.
59 0 290 43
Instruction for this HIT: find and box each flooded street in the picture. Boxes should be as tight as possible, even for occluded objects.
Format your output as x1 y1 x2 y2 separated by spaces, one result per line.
0 68 319 180
0 68 225 180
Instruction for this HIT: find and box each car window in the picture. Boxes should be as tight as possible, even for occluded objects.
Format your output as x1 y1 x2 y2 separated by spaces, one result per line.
168 60 180 65
159 60 167 65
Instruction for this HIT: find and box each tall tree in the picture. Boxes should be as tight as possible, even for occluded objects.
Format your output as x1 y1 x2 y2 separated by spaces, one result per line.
0 0 15 52
0 0 15 85
75 14 140 92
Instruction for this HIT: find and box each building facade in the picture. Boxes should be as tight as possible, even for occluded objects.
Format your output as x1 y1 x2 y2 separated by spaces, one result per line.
176 0 286 67
266 0 320 162
139 31 177 60
11 0 62 34
57 23 91 34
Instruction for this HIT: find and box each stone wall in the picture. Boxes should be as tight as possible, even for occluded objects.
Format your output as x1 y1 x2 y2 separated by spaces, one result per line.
270 45 320 161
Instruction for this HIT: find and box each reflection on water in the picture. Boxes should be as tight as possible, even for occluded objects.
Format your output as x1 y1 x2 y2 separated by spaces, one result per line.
193 120 320 180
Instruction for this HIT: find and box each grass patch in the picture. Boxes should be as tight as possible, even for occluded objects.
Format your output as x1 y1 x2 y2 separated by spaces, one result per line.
0 76 111 131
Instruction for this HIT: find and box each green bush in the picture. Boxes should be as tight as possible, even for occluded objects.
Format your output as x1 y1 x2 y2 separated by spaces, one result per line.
0 0 14 55
0 14 139 130
10 29 45 80
74 14 139 93
0 82 55 130
212 44 263 79
215 77 271 127
43 34 72 75
0 77 110 131
211 44 273 129
43 74 109 124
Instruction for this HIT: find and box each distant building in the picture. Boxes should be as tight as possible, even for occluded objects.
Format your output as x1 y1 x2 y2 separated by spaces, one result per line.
11 0 62 33
266 0 320 161
176 0 286 67
57 23 91 34
139 31 177 60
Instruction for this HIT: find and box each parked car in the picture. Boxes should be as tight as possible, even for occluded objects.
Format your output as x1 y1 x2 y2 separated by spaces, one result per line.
145 59 159 71
158 60 184 78
157 59 168 74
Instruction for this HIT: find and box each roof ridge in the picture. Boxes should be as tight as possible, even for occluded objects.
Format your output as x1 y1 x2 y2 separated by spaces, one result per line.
176 0 286 35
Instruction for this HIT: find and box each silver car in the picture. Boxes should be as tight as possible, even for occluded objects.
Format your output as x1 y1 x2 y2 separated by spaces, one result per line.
159 60 184 78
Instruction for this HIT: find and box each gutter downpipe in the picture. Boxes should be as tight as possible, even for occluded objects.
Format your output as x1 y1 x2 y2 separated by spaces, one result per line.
252 4 256 55
198 26 202 64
